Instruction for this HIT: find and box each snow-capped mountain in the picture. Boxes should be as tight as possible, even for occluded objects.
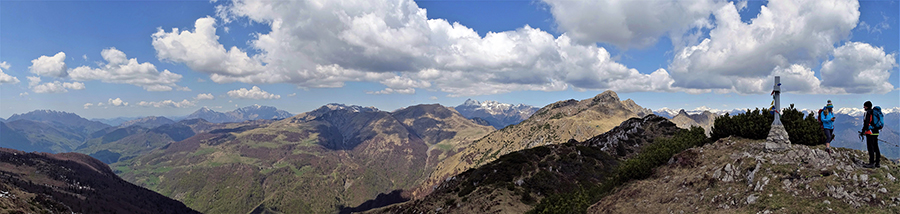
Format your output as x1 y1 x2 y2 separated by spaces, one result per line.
454 99 539 129
321 103 379 112
654 107 747 119
184 105 293 123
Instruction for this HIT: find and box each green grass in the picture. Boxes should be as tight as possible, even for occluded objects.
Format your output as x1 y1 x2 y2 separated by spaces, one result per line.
435 143 454 151
191 148 216 157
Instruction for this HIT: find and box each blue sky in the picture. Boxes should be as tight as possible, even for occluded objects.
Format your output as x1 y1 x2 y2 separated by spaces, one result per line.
0 0 897 119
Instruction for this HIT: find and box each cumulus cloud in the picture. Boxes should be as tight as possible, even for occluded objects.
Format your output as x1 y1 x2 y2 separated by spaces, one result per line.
195 93 215 100
108 98 128 106
0 61 19 84
137 99 196 108
19 92 28 97
152 17 265 79
227 86 280 99
820 42 896 94
542 0 725 48
29 52 68 77
26 76 85 93
668 0 863 94
147 0 684 97
68 47 184 91
83 103 93 109
151 0 887 96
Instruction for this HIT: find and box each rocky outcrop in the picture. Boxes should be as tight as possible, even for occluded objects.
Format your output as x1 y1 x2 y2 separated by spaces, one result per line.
589 137 900 213
579 115 680 158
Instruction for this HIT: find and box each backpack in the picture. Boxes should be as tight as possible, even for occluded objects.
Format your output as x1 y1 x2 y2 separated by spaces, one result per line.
817 109 824 123
871 106 884 130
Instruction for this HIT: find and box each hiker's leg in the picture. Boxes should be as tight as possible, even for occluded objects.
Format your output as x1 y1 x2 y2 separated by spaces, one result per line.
824 129 833 148
866 136 877 164
873 135 881 166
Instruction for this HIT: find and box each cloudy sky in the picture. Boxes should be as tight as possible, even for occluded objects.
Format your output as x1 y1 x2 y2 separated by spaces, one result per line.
1 0 897 119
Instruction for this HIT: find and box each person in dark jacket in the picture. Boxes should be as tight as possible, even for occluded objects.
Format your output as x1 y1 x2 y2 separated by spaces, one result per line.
861 101 881 168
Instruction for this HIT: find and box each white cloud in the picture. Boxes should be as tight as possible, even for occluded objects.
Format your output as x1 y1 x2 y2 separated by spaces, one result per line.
195 93 215 100
197 78 206 82
64 82 85 90
820 42 896 94
541 0 724 48
68 47 184 91
668 0 861 94
108 98 128 106
151 0 883 97
152 17 265 79
429 96 437 100
227 86 280 99
29 52 67 77
83 103 93 109
367 88 416 95
151 0 680 97
27 76 41 87
82 54 88 60
0 61 19 84
31 81 85 93
137 99 196 108
19 92 28 97
26 76 85 93
287 93 297 97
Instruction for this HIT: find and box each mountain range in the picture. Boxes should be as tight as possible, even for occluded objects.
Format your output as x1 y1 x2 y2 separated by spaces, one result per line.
114 103 495 213
183 104 293 123
453 99 539 129
0 105 293 155
1 110 111 153
2 95 898 213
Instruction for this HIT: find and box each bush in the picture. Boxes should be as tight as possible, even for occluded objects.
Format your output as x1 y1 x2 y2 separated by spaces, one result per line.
528 126 709 214
711 104 824 145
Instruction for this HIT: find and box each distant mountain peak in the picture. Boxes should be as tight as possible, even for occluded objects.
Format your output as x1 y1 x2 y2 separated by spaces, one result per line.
322 103 379 112
593 90 620 103
186 105 292 123
454 99 539 129
462 98 480 106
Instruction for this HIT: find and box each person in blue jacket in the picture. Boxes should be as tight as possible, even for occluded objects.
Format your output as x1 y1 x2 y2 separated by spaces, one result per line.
820 100 835 154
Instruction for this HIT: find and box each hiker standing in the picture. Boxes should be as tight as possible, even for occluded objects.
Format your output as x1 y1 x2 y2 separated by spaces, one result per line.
820 100 835 154
860 101 883 168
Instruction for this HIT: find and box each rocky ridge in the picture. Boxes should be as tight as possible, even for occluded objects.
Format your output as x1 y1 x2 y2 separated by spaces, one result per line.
589 136 900 213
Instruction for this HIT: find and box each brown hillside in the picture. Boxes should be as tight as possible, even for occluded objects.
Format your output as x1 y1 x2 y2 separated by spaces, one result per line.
369 115 681 214
0 148 199 214
415 90 645 198
670 110 716 136
116 104 493 214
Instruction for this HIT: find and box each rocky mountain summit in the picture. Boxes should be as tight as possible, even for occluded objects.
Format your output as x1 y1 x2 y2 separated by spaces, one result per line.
589 136 900 213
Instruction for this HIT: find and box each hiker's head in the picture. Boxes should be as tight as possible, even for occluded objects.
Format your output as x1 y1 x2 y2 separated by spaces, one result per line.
864 101 872 110
825 101 834 111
